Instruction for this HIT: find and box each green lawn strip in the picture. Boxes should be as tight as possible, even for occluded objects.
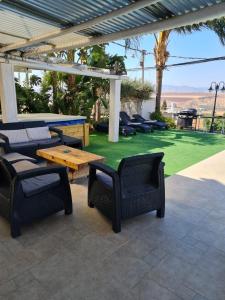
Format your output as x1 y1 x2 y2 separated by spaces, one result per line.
85 130 225 176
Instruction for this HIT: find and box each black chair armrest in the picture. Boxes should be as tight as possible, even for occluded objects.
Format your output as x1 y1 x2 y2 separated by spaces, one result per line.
158 161 165 185
89 162 117 178
0 133 10 152
0 139 5 147
0 133 9 144
88 162 121 232
49 126 64 142
15 165 67 180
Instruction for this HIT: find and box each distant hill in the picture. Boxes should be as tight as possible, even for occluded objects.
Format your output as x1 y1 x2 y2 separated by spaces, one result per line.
162 85 207 93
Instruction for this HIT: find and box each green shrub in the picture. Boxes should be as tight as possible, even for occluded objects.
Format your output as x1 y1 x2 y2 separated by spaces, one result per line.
204 117 225 132
121 79 153 101
150 111 164 121
164 117 176 129
150 111 176 129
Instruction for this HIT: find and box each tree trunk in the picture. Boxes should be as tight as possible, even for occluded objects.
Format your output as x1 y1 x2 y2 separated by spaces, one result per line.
93 101 99 122
51 71 58 113
97 100 101 121
154 30 171 113
67 49 76 92
155 67 163 112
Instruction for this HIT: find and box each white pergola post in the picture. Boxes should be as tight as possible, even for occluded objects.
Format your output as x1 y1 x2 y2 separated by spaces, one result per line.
0 63 18 123
109 79 121 142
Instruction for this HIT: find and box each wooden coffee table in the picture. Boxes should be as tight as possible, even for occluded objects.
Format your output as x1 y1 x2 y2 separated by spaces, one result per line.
37 145 104 180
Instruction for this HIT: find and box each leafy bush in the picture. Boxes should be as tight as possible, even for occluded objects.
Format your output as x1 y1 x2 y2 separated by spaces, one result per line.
204 117 225 132
107 55 126 75
150 111 164 121
121 79 153 101
150 111 176 129
164 117 176 129
15 80 50 113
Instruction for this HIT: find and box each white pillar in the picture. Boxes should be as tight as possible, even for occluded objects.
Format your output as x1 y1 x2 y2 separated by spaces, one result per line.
0 63 18 123
109 79 121 142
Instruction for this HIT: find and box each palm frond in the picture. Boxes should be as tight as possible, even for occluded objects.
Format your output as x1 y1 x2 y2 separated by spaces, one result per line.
205 17 225 46
175 17 225 46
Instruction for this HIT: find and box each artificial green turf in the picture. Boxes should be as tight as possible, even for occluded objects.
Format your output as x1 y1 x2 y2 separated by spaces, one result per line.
85 130 225 177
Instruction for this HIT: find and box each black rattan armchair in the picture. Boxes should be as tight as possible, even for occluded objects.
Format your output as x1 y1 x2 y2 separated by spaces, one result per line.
88 153 165 233
0 158 72 237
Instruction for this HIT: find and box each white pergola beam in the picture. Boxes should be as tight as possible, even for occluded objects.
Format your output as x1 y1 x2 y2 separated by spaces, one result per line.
0 63 18 123
0 56 123 80
109 79 121 143
25 1 225 56
0 0 159 53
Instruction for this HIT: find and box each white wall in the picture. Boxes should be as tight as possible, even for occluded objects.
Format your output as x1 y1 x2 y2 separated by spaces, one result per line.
141 99 155 119
121 98 155 118
121 100 141 116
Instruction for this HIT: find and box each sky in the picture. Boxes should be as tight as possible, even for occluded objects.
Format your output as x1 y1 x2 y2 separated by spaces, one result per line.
106 28 225 89
20 28 225 90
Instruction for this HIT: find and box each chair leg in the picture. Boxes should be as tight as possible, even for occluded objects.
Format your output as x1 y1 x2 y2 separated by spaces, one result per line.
10 221 21 238
156 207 165 218
112 218 121 233
88 197 94 208
64 192 73 215
65 207 73 215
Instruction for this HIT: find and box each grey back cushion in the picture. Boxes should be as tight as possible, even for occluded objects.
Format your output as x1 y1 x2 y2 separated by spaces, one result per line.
0 129 29 144
26 126 51 141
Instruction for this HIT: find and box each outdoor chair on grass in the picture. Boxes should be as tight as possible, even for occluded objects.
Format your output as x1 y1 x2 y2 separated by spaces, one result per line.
95 121 136 136
88 153 165 233
0 157 72 237
120 111 153 133
132 114 168 130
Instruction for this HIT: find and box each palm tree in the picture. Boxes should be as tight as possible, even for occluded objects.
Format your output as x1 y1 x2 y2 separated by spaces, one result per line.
154 17 225 112
154 30 171 112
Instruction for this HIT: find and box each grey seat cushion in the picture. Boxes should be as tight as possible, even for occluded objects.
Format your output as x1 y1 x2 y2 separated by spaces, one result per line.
12 161 39 173
2 153 37 163
21 173 60 197
36 137 61 146
96 172 113 189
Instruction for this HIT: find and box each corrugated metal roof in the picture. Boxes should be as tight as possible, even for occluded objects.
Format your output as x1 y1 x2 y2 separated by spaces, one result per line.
0 0 224 53
0 9 58 41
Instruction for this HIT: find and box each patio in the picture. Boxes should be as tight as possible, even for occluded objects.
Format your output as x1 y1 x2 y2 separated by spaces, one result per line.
0 1 225 299
0 148 224 300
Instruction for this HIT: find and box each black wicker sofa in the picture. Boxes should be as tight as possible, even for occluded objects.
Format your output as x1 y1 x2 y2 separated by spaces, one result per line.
0 121 63 159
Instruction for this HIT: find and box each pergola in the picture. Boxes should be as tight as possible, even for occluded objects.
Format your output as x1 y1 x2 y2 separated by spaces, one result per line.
0 0 225 142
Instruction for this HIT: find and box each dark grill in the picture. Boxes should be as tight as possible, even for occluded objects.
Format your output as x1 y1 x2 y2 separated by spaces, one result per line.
177 108 198 129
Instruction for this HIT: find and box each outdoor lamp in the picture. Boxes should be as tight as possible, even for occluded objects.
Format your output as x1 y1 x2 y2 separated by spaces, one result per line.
220 84 225 92
208 81 225 133
208 85 213 92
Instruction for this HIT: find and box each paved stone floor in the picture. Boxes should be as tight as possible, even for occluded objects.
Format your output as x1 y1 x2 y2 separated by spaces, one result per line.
1 151 225 299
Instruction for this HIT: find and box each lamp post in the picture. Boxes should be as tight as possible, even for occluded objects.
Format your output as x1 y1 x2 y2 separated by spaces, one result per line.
208 81 225 133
